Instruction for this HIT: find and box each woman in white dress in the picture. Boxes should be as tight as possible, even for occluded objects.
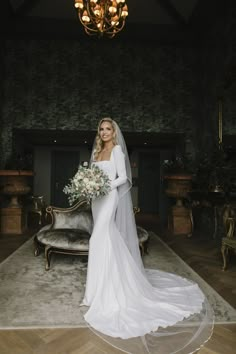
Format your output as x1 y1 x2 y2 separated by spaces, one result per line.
80 118 214 353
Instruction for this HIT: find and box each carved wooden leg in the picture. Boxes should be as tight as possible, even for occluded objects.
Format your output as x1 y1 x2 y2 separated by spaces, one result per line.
45 245 52 271
221 243 228 271
38 211 42 225
34 236 40 256
139 243 144 257
188 208 194 238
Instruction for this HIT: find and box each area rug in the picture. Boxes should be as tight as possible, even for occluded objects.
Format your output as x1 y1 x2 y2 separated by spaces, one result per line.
0 232 235 329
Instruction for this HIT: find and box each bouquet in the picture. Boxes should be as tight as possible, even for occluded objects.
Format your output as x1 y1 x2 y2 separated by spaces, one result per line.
63 165 111 205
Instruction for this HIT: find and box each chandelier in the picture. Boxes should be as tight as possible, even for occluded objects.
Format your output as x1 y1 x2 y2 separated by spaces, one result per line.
74 0 128 38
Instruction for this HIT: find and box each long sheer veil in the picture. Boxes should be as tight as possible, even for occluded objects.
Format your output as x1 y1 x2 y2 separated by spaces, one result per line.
112 121 144 270
88 119 214 354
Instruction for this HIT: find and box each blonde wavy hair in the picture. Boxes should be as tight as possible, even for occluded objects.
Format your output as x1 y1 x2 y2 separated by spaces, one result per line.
93 118 117 161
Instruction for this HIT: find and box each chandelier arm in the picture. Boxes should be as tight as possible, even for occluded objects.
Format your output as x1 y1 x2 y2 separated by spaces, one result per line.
105 21 125 35
78 13 102 34
86 2 100 28
103 6 125 32
85 27 99 36
87 1 106 33
104 18 126 33
75 0 128 37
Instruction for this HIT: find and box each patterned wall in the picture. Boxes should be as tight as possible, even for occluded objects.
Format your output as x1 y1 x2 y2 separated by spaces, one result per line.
200 3 236 150
0 40 5 148
0 39 200 167
1 0 236 170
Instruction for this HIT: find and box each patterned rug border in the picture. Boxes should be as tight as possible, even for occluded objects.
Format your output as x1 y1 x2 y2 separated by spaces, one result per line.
0 232 235 329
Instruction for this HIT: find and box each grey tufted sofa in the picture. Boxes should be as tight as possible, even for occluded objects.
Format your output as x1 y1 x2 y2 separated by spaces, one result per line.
34 200 149 270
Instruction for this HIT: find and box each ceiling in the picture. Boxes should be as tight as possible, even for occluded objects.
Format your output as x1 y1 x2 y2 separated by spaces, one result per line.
1 0 221 43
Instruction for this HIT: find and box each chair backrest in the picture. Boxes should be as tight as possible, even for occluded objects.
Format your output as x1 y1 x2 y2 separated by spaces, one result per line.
223 204 236 239
225 217 235 239
46 199 93 234
53 209 93 233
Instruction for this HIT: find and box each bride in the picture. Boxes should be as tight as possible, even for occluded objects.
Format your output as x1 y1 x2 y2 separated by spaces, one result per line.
80 117 213 353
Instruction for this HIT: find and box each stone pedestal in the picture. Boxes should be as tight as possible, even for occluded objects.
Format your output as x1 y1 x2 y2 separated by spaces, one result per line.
168 205 192 236
0 170 33 235
0 207 27 234
165 174 193 236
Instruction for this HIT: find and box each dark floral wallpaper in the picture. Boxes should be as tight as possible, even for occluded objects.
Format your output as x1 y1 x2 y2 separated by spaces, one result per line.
1 1 236 169
199 3 236 151
0 39 201 167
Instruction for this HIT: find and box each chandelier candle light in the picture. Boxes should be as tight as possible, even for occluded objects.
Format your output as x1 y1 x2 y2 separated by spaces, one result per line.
74 0 128 37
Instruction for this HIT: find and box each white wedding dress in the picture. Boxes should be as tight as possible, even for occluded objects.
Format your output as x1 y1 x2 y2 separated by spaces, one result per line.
81 145 213 353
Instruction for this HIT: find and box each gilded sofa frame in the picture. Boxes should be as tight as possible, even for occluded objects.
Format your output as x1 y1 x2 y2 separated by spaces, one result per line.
34 199 91 270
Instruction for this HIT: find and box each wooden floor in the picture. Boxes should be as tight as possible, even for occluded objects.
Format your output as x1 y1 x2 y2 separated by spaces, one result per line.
0 216 236 354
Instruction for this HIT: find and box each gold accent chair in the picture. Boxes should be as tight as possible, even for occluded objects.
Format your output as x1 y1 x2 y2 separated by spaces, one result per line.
221 204 236 271
27 195 46 225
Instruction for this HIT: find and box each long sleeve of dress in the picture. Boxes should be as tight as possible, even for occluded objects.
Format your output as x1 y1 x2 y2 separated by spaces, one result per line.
111 145 127 190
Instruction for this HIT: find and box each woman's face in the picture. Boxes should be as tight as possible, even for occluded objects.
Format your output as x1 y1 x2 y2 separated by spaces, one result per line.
99 121 114 143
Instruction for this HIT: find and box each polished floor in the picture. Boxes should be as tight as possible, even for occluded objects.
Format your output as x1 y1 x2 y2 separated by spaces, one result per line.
136 213 236 309
0 214 236 354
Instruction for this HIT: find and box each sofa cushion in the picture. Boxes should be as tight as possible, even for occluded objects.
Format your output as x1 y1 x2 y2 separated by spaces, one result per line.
37 228 90 251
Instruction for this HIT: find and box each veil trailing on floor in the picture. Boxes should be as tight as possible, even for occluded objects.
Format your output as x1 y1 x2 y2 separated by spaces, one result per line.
88 119 214 354
89 299 214 354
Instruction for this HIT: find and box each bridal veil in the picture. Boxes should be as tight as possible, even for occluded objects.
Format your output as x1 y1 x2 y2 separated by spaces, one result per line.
87 118 214 354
